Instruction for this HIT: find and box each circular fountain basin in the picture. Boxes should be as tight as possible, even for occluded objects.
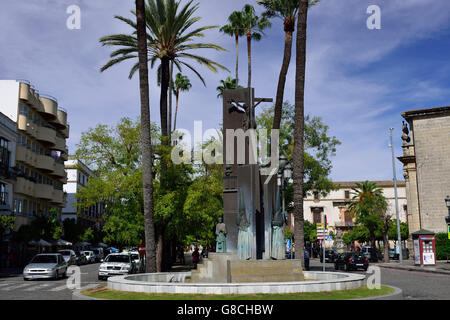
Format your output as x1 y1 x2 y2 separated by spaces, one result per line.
107 271 366 295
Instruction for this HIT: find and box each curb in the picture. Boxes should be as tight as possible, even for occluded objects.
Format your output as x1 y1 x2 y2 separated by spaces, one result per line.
72 288 106 300
353 285 403 300
379 264 450 275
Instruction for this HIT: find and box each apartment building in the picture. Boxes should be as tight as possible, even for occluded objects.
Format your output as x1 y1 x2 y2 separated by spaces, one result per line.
0 80 69 228
63 158 105 230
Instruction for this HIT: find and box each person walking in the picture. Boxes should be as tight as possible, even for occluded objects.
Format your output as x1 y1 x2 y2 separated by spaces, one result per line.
192 247 200 269
304 248 310 271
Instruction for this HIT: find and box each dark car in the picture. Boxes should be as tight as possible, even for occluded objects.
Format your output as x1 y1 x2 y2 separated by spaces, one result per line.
319 250 339 263
334 252 369 271
361 246 383 262
74 251 87 266
389 248 410 260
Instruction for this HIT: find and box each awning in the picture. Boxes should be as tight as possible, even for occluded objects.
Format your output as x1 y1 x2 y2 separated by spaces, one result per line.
54 239 72 246
97 242 108 248
29 239 52 246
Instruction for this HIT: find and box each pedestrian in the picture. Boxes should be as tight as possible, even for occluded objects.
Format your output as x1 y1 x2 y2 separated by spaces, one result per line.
304 248 310 271
7 250 14 268
192 247 200 269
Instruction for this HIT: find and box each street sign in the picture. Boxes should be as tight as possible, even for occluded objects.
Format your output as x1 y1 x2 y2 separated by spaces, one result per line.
448 226 450 240
326 236 333 242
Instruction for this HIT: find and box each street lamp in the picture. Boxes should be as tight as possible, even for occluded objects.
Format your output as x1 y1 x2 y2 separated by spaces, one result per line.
278 156 293 258
445 196 450 225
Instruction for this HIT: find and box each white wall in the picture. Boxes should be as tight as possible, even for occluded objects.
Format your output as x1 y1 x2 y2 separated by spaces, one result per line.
0 80 19 122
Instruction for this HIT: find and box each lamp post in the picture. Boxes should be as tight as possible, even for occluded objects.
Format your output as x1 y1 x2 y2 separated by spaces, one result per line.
278 156 293 259
390 128 402 263
445 196 450 225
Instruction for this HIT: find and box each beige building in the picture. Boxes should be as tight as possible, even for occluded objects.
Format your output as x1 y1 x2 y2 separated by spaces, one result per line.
302 180 407 246
0 80 69 230
399 106 450 238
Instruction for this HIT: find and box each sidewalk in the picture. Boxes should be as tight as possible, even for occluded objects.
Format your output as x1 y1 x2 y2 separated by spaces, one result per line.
0 267 23 278
378 259 450 275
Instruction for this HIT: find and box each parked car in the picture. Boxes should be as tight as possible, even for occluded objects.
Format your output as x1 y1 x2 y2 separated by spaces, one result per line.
98 253 136 280
389 247 410 260
74 251 87 265
58 249 76 266
129 252 141 272
23 253 68 280
91 248 104 263
334 252 369 271
361 246 383 262
319 249 339 263
82 251 95 263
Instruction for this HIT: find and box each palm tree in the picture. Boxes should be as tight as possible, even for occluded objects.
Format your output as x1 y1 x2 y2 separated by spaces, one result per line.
216 76 243 98
99 0 229 139
220 11 245 87
241 4 272 91
173 73 192 131
292 0 309 268
135 0 156 273
347 181 390 262
257 0 319 130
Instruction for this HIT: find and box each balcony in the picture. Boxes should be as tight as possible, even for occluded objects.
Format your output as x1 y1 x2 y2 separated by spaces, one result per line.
39 96 58 119
17 114 28 131
15 146 37 167
36 154 55 172
51 162 66 178
34 184 53 200
19 82 30 102
54 136 66 151
62 124 70 139
51 189 65 206
335 222 354 227
14 177 35 197
36 126 56 145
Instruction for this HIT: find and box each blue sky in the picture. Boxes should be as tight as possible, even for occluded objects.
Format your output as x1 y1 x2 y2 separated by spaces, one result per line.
1 0 449 181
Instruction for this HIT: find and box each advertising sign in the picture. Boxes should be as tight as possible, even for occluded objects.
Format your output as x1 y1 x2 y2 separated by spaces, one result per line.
413 239 420 264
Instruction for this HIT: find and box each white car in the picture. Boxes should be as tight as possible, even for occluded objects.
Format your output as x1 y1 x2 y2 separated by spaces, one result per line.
129 252 142 273
98 253 136 280
82 250 95 263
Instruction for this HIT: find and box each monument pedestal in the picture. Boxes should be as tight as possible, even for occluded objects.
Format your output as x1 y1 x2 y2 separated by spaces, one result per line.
191 253 304 283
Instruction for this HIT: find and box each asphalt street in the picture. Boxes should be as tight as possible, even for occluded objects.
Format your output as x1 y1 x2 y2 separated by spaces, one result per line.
0 262 104 300
0 259 449 300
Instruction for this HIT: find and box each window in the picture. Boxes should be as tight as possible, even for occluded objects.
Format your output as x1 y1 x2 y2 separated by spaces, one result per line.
0 183 7 205
14 199 23 215
313 192 319 200
344 190 350 199
0 137 10 169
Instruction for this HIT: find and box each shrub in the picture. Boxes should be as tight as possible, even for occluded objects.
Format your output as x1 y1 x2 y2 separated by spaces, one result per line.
435 233 450 260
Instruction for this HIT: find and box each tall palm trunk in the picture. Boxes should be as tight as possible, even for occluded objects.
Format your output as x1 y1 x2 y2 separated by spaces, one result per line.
160 57 170 138
168 60 174 135
135 0 156 273
247 31 253 128
235 32 240 86
293 0 309 267
174 91 179 131
273 18 295 130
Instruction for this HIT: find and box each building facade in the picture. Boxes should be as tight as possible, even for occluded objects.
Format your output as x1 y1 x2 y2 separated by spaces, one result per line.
398 106 450 237
63 158 105 230
302 180 407 243
0 80 69 229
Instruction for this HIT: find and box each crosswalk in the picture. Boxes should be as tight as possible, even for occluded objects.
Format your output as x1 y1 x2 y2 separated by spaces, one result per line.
0 280 100 292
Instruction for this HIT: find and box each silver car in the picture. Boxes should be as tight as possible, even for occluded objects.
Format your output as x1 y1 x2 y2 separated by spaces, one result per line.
23 253 68 280
58 249 76 265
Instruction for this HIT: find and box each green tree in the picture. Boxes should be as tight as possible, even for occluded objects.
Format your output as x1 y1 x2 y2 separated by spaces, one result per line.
347 181 390 262
256 102 341 199
216 77 243 98
220 10 245 86
435 233 450 260
99 0 229 139
173 73 192 131
80 227 94 243
62 218 84 244
0 214 15 242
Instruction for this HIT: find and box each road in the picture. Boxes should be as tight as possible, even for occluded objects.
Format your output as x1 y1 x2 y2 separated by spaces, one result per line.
0 262 104 300
1 259 449 300
308 258 450 299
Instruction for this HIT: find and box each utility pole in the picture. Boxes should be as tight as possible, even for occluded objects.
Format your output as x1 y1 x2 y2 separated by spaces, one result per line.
390 128 403 263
